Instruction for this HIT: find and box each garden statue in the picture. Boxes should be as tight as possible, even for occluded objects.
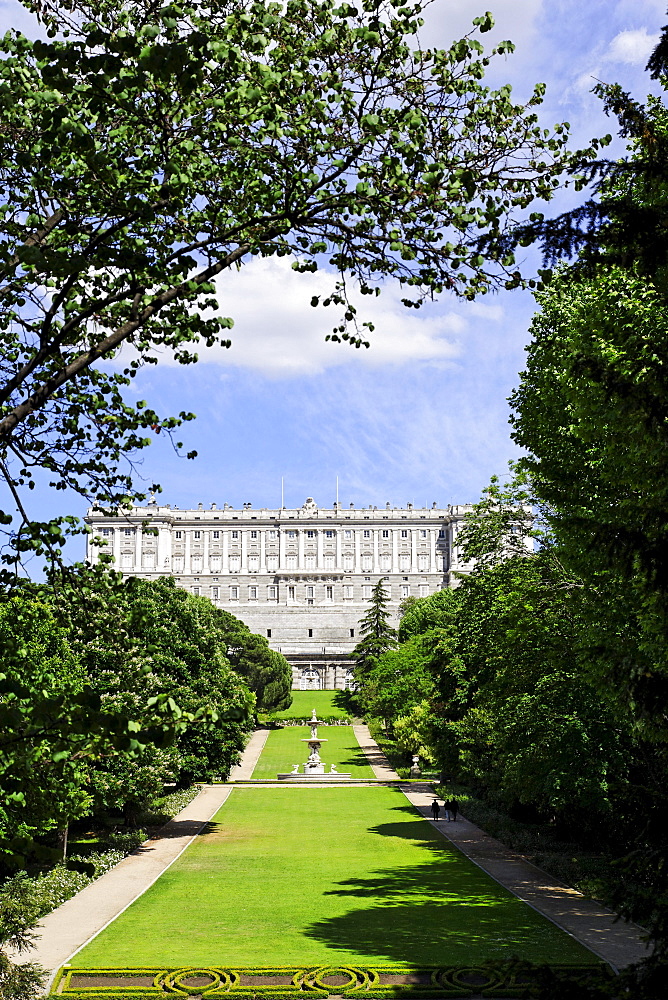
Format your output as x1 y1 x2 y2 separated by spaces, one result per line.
276 709 351 781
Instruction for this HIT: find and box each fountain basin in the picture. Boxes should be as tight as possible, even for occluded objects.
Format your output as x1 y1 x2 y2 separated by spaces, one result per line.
277 708 350 780
276 772 353 781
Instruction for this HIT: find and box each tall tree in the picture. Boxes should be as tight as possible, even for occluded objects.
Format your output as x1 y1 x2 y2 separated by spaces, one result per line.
0 590 196 870
510 267 668 737
352 578 397 679
503 17 668 742
63 574 256 784
224 634 292 714
356 636 436 732
502 25 668 967
0 0 578 571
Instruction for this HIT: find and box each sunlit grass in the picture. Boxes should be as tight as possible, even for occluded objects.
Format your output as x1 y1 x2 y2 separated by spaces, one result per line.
268 689 354 719
76 786 597 969
251 725 375 780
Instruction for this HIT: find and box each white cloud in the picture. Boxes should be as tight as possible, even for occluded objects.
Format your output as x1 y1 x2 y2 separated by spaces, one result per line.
188 256 464 377
606 27 660 64
468 301 505 322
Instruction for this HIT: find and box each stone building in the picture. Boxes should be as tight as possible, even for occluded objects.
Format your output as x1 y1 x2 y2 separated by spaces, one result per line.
85 497 476 689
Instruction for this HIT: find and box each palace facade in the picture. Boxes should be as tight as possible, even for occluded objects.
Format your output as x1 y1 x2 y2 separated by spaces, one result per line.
85 497 475 690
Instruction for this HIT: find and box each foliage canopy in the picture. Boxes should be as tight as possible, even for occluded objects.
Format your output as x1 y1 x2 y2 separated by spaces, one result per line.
0 0 577 567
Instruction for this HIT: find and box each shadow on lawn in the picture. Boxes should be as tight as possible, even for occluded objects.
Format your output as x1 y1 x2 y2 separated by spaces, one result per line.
304 851 555 965
337 752 375 772
332 689 358 715
197 821 223 836
303 808 577 966
304 900 547 966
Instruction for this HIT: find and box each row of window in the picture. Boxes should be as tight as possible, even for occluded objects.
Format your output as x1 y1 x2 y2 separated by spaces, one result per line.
121 553 446 572
101 527 446 540
173 554 443 572
190 583 430 601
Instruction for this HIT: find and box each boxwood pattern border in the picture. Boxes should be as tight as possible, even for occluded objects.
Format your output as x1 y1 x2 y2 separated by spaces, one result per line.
52 964 613 999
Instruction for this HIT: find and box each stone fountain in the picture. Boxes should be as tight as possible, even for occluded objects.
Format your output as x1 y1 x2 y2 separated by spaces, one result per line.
277 710 352 781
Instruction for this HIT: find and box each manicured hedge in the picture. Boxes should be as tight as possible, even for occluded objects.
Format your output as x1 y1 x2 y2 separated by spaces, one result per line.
52 963 613 998
274 719 351 726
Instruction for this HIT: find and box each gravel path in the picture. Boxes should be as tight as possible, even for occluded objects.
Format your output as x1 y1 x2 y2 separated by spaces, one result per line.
407 786 650 969
16 727 273 982
228 727 270 779
352 726 650 970
352 723 400 779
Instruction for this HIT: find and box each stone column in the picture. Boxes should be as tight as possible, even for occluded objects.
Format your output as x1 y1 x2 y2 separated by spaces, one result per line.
184 529 191 575
278 528 285 570
450 523 458 570
240 527 247 572
317 529 323 569
391 528 399 573
298 529 305 568
430 529 437 572
260 529 267 572
222 529 229 573
354 529 361 571
158 525 171 574
373 529 379 573
335 528 342 569
134 522 142 570
112 528 121 569
411 529 417 572
203 527 210 575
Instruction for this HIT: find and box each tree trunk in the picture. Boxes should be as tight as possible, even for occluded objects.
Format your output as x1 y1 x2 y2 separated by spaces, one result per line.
57 825 68 861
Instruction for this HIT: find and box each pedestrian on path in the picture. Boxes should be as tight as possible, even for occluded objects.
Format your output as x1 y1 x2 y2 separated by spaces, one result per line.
430 799 440 821
451 799 459 822
443 799 452 820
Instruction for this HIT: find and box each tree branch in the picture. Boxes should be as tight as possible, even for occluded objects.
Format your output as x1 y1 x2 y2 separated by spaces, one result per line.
0 241 255 443
0 208 67 290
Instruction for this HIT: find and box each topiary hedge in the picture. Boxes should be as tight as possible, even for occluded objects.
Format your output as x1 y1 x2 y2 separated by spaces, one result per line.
51 963 613 998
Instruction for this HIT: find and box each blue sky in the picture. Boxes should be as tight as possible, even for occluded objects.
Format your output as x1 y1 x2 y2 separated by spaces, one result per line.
0 0 665 562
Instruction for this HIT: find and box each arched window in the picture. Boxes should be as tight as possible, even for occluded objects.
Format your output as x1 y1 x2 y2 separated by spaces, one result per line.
300 668 321 691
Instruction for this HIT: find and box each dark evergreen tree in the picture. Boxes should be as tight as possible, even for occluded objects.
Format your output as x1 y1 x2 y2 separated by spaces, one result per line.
224 633 292 714
352 579 397 681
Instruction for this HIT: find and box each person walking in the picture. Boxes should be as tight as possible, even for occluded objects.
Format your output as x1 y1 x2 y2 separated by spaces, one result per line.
443 798 452 820
450 798 459 822
430 799 440 821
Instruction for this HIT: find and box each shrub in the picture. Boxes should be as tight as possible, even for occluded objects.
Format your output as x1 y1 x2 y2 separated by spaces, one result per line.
137 785 201 826
0 953 45 1000
108 830 147 853
0 837 147 923
53 964 613 1000
84 850 126 878
0 868 89 921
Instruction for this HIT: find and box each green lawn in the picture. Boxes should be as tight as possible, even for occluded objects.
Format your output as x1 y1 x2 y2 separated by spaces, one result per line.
268 689 355 719
251 725 375 780
76 786 597 968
